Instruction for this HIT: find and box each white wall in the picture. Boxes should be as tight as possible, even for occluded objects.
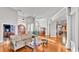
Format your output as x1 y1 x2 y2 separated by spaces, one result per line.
49 20 56 37
35 18 48 35
0 7 18 42
35 18 47 27
35 18 57 37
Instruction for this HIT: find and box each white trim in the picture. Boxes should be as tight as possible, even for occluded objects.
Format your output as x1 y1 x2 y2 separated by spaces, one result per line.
52 7 66 21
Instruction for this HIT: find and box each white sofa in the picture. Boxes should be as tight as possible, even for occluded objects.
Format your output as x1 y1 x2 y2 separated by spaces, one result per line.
10 34 32 51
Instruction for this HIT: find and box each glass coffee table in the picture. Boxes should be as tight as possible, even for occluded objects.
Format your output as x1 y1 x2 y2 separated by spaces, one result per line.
26 37 42 52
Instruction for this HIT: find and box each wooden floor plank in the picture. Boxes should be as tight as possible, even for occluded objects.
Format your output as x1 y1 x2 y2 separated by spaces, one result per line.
0 36 69 52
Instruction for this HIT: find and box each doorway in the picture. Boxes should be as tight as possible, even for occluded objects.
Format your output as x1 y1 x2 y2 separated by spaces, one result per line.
3 24 15 41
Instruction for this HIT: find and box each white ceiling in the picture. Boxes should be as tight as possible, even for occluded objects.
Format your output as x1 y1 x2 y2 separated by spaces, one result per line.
11 7 63 19
55 8 67 25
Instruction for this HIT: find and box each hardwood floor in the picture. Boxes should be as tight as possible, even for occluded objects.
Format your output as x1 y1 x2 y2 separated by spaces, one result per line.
0 36 69 52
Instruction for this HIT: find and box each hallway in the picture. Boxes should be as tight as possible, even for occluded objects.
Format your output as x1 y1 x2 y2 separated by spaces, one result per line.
0 7 79 52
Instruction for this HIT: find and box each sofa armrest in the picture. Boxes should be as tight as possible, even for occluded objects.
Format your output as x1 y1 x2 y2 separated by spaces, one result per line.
11 40 17 48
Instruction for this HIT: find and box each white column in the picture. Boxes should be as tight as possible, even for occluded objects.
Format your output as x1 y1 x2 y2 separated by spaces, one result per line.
70 8 79 52
0 23 3 43
66 7 79 52
66 8 71 49
15 24 18 35
45 19 49 41
74 8 79 52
